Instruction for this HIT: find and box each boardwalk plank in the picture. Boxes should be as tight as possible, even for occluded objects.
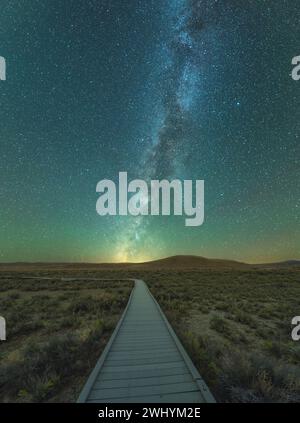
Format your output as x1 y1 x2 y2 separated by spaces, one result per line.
93 373 193 390
108 349 177 359
87 391 204 403
99 366 189 381
88 382 199 400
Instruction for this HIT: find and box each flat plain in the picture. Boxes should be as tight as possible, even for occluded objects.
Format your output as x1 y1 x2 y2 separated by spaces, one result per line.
0 260 299 402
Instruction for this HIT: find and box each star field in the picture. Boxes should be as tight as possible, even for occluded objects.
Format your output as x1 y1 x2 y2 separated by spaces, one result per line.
0 0 299 263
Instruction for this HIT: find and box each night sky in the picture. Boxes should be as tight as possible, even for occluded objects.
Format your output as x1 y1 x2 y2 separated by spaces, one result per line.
0 0 299 263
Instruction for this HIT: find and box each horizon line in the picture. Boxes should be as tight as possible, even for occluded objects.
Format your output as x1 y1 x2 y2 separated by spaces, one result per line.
0 254 299 266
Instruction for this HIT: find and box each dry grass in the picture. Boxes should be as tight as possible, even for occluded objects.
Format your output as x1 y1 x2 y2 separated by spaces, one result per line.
1 267 299 403
0 272 132 402
145 268 300 403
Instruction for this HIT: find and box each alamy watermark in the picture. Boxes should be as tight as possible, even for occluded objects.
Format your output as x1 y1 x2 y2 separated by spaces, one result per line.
0 56 6 80
96 172 204 227
291 316 300 341
291 56 300 81
0 316 6 341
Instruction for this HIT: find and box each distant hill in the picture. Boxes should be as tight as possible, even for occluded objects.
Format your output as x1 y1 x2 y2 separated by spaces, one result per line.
255 260 300 269
0 256 299 272
128 255 249 270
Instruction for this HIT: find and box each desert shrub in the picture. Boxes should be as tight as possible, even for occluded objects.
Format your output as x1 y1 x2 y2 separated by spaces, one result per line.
69 297 97 315
263 340 291 359
198 304 210 314
215 302 232 312
9 319 45 337
210 315 232 338
219 350 300 402
256 326 272 339
0 325 107 402
233 310 256 328
0 334 78 401
180 332 221 387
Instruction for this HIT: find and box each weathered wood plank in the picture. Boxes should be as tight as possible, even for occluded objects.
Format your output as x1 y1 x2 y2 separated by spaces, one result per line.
88 382 200 400
104 356 182 366
87 391 204 403
99 366 189 381
93 373 193 390
101 361 186 373
108 349 178 360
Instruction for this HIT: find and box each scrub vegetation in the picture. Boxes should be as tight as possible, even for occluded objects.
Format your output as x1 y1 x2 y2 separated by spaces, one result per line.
0 273 132 402
0 266 299 403
146 269 300 403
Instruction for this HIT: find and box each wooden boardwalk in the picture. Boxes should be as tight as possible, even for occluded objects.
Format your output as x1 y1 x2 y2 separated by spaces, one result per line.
78 279 215 403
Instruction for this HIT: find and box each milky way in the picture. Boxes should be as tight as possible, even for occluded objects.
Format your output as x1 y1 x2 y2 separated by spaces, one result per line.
116 0 208 260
